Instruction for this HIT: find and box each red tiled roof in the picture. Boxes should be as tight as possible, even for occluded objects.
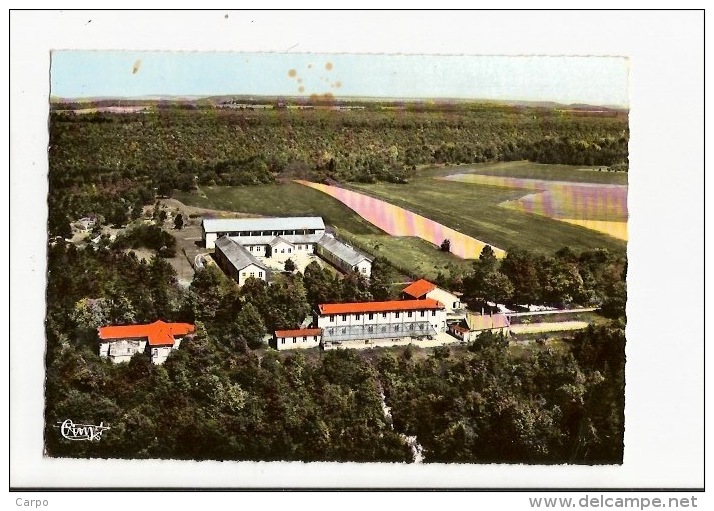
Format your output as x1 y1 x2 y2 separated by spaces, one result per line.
98 320 196 347
275 328 322 338
450 324 469 333
402 279 437 298
318 299 444 315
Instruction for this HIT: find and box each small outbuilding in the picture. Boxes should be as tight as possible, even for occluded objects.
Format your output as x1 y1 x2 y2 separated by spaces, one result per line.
448 312 510 342
271 328 322 351
315 234 373 277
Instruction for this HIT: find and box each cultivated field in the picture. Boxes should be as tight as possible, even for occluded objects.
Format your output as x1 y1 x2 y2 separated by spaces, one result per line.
443 170 628 241
297 180 507 259
442 174 628 220
433 160 628 185
345 173 627 255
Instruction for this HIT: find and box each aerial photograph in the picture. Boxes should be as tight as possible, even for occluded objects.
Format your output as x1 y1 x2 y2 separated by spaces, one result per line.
44 51 628 465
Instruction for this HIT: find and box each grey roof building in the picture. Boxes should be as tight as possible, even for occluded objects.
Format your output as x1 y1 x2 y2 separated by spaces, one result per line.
214 236 268 271
269 236 294 247
213 236 270 286
315 234 373 276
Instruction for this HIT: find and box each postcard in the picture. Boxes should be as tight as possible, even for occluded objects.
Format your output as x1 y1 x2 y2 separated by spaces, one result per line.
9 10 704 495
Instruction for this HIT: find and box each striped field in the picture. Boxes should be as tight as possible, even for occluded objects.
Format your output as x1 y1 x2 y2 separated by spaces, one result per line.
296 180 506 259
442 173 628 241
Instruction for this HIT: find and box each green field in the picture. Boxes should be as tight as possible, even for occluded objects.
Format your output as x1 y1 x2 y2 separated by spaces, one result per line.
346 175 627 255
427 160 629 185
175 183 383 235
339 233 475 281
175 159 627 274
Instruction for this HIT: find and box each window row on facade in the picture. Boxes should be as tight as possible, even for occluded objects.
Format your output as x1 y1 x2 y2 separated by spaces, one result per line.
325 310 437 322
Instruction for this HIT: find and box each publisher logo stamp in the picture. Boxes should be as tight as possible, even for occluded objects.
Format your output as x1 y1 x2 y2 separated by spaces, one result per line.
56 419 110 441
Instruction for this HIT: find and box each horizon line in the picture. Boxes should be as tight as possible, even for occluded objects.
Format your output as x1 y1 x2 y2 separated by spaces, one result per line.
49 94 630 110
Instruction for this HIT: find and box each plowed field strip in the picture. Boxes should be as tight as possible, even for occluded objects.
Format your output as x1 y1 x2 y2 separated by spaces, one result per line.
296 180 505 259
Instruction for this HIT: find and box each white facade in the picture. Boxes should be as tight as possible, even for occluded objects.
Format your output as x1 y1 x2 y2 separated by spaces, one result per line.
213 236 269 287
425 288 462 314
204 231 219 250
317 308 446 335
99 339 147 364
244 243 264 255
149 339 181 365
354 259 372 277
273 332 321 351
236 240 316 257
236 263 268 287
270 240 296 260
316 301 447 344
97 320 194 365
293 243 315 253
98 338 184 365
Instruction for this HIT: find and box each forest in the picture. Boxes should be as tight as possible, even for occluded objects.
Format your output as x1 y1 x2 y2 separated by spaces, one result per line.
45 239 625 463
457 245 627 317
47 104 628 236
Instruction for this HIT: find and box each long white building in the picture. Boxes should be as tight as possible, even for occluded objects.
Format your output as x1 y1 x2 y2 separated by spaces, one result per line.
202 217 326 249
205 216 373 283
271 328 322 351
316 299 446 345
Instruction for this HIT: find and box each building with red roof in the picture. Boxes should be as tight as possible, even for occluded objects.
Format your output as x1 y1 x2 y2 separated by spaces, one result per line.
97 320 195 365
316 299 446 346
402 279 463 313
402 279 437 299
272 328 322 351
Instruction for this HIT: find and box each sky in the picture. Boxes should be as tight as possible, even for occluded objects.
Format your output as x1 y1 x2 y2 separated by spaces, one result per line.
51 51 629 107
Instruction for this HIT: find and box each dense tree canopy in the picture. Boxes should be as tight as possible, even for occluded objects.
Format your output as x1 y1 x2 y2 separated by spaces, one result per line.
48 104 628 233
112 224 177 258
378 324 625 463
462 246 626 312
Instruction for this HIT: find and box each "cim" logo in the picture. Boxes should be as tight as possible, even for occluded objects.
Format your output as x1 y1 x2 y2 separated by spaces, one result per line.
56 419 110 441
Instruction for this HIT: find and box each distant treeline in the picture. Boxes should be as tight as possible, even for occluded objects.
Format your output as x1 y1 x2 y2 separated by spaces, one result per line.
48 106 628 235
